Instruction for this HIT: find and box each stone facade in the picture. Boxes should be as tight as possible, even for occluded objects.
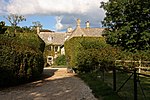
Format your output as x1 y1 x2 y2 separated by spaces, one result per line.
37 19 104 64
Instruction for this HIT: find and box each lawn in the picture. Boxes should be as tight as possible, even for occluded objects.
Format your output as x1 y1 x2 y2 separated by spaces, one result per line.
78 70 150 100
103 70 150 100
78 72 121 100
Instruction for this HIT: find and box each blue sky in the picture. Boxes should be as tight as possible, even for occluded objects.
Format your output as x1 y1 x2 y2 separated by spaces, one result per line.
0 0 108 31
0 15 56 31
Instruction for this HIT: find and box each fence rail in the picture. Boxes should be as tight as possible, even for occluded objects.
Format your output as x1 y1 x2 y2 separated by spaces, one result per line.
113 60 150 100
115 60 150 73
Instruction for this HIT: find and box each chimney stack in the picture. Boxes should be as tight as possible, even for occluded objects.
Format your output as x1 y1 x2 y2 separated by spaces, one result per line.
76 19 81 27
86 21 90 28
37 26 40 34
67 26 73 33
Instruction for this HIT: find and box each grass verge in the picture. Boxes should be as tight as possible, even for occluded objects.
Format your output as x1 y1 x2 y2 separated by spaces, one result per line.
80 70 150 100
78 72 121 100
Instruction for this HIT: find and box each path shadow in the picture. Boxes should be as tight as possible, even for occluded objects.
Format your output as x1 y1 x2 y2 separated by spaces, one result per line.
0 69 95 100
0 76 87 100
42 68 58 79
0 68 58 91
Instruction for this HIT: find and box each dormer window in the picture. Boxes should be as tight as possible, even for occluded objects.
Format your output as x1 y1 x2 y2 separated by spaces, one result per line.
48 36 53 41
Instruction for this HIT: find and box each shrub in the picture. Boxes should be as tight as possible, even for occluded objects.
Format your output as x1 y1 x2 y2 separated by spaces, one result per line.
0 30 45 86
64 36 122 73
116 50 150 70
65 37 84 67
77 44 119 73
65 36 150 73
77 49 100 72
55 55 66 66
0 42 44 86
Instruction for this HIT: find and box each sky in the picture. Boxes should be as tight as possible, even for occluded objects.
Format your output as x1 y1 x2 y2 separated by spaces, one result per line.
0 0 108 31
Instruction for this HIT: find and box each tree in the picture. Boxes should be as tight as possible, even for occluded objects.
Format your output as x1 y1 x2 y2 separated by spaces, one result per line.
4 14 26 33
4 14 26 27
0 21 7 34
101 0 150 52
32 21 42 30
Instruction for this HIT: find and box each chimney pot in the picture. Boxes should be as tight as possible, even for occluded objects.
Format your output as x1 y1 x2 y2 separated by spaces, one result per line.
77 19 81 27
86 21 90 28
67 26 73 33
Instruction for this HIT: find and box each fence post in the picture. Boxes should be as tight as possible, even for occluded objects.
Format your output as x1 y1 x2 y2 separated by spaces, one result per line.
102 69 105 82
138 60 141 73
134 69 137 100
113 68 116 91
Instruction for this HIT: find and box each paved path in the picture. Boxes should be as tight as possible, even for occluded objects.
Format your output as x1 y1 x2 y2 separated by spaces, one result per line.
0 67 97 100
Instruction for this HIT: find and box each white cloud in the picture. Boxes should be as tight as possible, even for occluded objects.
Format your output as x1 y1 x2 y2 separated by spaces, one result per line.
55 16 63 31
3 0 108 30
0 0 7 15
7 0 39 15
7 0 108 15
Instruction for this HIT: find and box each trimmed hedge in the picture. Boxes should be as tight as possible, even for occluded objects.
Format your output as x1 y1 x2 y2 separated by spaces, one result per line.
0 30 45 86
64 37 112 71
77 46 119 72
65 37 150 73
65 37 83 67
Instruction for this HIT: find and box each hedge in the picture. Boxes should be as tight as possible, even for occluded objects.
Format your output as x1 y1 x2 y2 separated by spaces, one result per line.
0 30 45 86
64 36 150 73
64 37 107 69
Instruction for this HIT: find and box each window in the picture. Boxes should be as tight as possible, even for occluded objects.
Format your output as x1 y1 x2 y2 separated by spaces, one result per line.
55 46 58 52
49 46 52 51
48 36 53 41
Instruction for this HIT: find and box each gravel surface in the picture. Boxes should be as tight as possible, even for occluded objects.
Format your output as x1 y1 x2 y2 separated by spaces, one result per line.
0 67 98 100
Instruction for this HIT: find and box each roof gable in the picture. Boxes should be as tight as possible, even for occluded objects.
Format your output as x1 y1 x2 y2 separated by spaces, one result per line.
67 26 87 40
82 28 104 37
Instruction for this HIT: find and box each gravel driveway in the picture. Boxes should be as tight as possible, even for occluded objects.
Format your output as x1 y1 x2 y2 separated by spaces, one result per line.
0 67 98 100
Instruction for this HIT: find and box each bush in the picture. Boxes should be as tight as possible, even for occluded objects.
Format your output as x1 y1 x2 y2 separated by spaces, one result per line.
64 37 122 73
77 44 119 73
64 37 118 72
55 55 66 66
64 37 106 67
116 50 150 70
65 37 150 73
0 43 44 86
0 30 45 86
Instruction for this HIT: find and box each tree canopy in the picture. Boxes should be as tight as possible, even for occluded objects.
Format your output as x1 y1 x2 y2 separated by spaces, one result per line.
4 14 26 27
32 21 42 29
0 21 7 34
101 0 150 52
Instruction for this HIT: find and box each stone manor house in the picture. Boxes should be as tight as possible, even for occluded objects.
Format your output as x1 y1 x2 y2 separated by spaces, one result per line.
37 19 104 64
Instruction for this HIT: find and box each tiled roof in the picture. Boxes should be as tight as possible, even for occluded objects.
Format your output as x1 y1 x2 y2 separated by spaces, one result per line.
38 19 104 45
38 27 104 45
39 32 67 45
67 27 104 40
82 28 104 37
67 26 87 40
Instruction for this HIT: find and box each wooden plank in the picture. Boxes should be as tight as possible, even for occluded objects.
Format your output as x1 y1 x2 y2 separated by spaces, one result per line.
115 60 150 63
135 67 150 69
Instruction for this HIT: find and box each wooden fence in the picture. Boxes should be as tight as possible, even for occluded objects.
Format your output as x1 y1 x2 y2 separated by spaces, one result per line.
114 60 150 100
